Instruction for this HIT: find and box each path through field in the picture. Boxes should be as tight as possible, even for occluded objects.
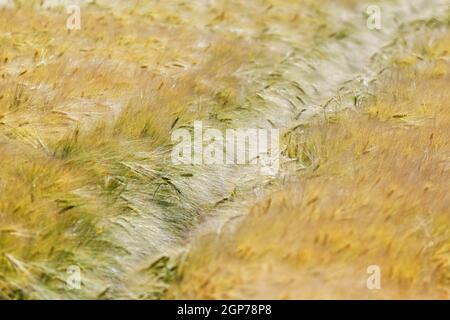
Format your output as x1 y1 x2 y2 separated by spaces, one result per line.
0 0 448 299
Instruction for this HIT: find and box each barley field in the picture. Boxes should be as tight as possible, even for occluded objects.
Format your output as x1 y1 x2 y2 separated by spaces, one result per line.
0 0 448 299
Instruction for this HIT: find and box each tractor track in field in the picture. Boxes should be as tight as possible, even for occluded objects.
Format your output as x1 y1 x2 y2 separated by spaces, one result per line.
109 0 449 299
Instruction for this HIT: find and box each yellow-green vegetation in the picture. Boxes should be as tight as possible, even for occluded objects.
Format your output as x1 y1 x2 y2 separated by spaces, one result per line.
0 0 345 299
0 0 448 299
167 35 450 299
